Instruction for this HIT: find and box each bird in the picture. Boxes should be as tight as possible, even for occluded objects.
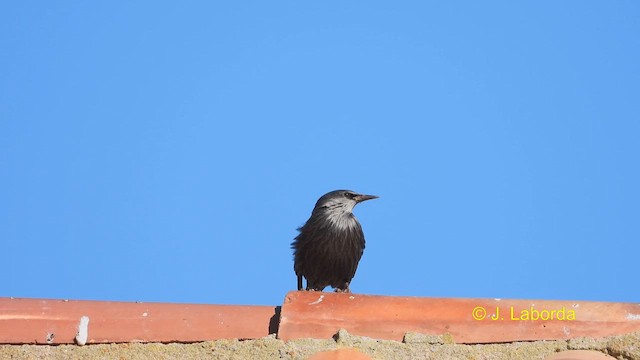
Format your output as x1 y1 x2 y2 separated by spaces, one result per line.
291 190 378 293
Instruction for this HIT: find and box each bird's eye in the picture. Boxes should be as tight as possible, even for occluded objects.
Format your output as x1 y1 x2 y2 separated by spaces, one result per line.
344 192 355 199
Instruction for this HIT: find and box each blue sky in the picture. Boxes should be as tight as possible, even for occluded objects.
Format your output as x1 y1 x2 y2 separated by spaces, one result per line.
1 2 638 306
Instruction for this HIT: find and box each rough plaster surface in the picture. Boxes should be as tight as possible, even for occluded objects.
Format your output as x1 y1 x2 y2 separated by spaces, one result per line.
1 331 638 360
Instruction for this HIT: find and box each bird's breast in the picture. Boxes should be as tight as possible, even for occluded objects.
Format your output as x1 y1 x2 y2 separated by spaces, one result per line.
324 211 360 231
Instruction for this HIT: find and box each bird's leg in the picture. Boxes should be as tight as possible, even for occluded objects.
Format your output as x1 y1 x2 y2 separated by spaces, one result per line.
297 275 303 291
306 283 320 291
334 282 351 293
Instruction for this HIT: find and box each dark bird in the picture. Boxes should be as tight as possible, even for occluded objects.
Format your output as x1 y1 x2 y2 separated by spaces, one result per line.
291 190 378 293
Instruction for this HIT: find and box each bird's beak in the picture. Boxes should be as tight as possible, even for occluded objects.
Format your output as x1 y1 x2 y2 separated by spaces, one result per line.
354 194 379 203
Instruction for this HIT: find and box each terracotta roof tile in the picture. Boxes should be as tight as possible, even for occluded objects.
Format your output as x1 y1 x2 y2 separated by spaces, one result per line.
0 297 277 344
2 291 639 347
278 291 640 343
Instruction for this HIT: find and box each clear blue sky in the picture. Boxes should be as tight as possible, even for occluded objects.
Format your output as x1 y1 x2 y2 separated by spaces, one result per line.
2 2 639 306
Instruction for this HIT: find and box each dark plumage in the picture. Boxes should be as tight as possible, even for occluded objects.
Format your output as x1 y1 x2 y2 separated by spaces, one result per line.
291 190 378 293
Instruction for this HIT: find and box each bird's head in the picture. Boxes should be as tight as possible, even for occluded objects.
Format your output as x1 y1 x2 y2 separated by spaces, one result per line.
313 190 378 215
